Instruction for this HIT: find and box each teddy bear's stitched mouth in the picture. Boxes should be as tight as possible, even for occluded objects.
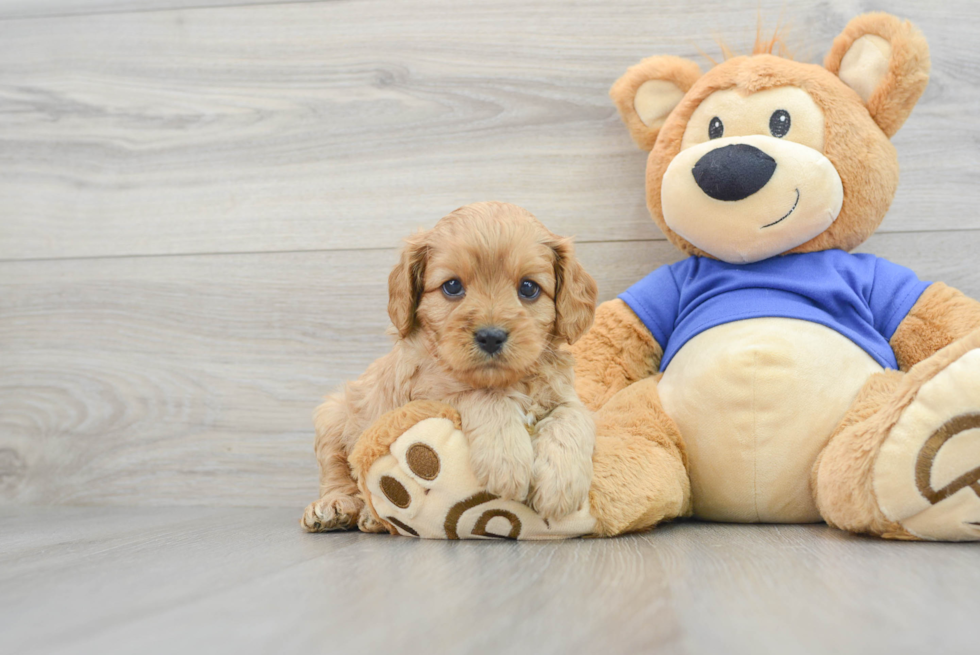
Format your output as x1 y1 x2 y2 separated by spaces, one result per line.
761 188 801 229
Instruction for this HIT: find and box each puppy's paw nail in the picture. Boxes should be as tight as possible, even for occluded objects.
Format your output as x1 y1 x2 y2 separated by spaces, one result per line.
301 494 363 532
529 463 591 521
534 487 589 521
357 508 387 533
484 474 530 503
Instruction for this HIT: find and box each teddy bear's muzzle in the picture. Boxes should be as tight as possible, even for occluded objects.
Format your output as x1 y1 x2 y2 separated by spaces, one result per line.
692 143 777 202
661 134 844 264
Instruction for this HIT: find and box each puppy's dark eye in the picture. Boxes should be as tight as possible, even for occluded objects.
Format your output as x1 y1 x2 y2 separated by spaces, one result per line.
442 279 464 297
708 116 724 139
518 279 540 300
769 110 790 138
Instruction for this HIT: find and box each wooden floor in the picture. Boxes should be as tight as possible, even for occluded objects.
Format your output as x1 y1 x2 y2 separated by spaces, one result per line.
1 507 978 655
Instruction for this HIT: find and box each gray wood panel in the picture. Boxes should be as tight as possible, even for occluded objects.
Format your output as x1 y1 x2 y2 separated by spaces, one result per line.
0 0 306 20
1 0 979 260
1 507 978 655
0 239 676 507
1 233 978 508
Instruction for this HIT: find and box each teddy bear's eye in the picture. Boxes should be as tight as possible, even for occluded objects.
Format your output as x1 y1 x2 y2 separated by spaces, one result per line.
769 110 791 138
708 116 724 139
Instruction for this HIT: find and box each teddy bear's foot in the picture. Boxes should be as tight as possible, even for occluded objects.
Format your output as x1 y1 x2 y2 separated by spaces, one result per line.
874 345 980 541
360 416 597 540
300 492 364 533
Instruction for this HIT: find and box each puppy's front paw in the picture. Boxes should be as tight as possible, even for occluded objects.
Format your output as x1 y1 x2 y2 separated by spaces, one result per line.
469 435 534 502
357 506 388 533
301 493 363 532
529 436 593 521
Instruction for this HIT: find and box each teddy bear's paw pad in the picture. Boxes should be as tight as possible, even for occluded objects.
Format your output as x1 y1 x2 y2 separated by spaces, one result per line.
364 417 596 540
874 348 980 541
389 417 458 488
441 493 595 540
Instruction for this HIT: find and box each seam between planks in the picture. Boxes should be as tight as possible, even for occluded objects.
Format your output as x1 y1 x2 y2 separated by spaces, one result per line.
0 237 667 265
0 228 976 265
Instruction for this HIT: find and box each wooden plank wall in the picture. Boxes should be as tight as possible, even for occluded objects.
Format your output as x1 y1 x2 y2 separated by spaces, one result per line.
2 0 979 507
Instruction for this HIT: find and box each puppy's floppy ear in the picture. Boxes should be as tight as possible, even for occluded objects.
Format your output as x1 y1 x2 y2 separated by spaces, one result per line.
388 230 429 338
824 13 930 138
550 237 598 345
610 55 702 151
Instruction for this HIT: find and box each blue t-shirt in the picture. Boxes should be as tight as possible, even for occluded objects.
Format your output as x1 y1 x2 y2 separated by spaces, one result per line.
619 250 930 372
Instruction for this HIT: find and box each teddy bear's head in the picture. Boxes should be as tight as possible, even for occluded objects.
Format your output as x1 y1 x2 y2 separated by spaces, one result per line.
611 13 930 264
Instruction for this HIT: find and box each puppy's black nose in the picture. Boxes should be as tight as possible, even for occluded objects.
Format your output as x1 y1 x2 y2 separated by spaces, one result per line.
692 144 776 201
475 327 508 355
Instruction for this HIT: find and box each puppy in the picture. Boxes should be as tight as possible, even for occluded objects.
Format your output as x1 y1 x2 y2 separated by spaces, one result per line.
302 201 599 532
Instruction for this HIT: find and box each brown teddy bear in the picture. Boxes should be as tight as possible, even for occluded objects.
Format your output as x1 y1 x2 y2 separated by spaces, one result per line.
571 11 980 541
345 12 980 541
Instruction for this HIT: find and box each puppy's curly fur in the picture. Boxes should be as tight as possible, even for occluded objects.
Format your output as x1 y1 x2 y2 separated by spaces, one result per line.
302 202 599 532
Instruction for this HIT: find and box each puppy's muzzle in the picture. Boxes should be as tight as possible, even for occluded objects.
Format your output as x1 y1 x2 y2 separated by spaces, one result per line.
692 144 776 201
474 327 508 355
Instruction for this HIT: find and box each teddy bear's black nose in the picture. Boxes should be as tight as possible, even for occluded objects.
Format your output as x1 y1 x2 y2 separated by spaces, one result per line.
692 144 777 201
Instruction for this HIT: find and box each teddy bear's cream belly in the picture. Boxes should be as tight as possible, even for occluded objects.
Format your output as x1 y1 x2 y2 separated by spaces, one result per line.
658 318 884 523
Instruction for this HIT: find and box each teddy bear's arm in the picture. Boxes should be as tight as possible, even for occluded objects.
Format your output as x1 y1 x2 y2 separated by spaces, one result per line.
569 298 663 411
890 282 980 371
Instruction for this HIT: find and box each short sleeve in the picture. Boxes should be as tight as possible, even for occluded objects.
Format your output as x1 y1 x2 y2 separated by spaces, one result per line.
869 257 931 340
618 261 686 351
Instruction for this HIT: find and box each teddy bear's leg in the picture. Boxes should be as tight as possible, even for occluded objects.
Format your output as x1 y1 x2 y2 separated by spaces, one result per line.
813 330 980 541
351 401 597 539
589 376 692 536
349 381 690 539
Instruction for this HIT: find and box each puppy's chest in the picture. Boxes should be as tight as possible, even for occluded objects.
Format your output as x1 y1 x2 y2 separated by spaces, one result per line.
409 370 555 426
442 387 554 435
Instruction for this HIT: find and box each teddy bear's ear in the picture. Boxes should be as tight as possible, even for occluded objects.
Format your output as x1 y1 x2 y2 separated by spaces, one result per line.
824 13 930 138
610 56 702 151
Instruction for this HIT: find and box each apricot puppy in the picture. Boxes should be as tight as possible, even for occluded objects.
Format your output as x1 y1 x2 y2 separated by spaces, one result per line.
302 202 599 532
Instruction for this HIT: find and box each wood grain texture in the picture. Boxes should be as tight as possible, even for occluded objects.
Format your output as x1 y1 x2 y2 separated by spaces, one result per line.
2 233 979 507
3 0 980 508
0 0 306 20
1 507 979 655
0 239 676 506
0 0 979 260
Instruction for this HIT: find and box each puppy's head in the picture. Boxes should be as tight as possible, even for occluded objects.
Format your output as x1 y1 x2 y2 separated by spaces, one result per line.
388 202 597 388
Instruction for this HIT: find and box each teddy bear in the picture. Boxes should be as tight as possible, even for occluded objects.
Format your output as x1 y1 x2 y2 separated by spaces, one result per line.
346 12 980 541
